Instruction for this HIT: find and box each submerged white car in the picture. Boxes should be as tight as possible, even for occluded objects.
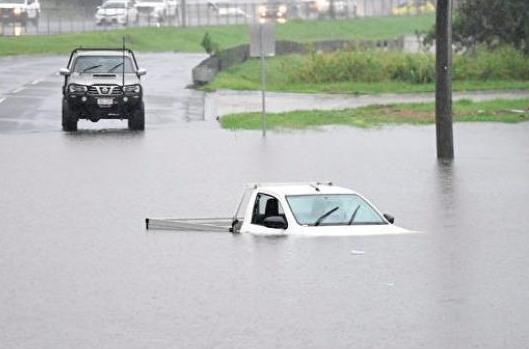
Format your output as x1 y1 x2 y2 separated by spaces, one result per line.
146 182 413 237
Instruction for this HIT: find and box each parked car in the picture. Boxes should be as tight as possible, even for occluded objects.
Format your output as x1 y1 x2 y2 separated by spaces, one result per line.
389 0 435 15
207 2 247 17
257 3 287 23
95 0 138 26
293 0 350 19
59 48 147 131
134 0 177 22
0 0 40 25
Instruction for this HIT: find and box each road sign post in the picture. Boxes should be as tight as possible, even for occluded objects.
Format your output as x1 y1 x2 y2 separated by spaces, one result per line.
250 22 275 137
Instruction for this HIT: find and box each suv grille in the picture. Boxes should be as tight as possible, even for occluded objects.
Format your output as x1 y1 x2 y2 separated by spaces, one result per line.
87 85 123 96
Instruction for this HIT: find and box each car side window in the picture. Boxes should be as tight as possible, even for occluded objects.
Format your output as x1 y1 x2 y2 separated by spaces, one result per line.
251 193 285 226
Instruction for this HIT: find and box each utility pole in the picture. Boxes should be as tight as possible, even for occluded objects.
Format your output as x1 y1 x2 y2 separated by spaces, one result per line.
435 0 454 160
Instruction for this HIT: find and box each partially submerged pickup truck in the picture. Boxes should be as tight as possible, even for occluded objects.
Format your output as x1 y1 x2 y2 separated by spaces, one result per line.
146 182 412 236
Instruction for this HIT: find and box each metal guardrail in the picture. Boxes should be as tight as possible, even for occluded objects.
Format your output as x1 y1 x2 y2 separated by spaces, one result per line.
0 0 441 36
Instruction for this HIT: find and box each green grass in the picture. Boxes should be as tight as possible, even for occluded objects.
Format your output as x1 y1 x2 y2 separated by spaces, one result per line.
206 50 529 94
0 15 434 56
220 98 529 130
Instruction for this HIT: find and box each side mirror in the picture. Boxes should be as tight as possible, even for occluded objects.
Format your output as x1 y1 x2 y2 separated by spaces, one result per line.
263 216 288 229
59 68 71 76
137 68 147 76
383 213 395 224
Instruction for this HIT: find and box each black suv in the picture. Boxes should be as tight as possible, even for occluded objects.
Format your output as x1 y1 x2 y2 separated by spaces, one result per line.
59 48 146 131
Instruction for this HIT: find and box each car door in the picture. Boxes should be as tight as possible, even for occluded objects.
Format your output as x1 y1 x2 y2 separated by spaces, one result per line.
248 193 288 235
125 2 133 22
128 1 138 22
26 0 37 19
167 0 176 16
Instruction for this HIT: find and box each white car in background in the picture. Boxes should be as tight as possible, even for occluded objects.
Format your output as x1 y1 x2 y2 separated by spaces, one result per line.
134 0 178 22
207 2 247 17
0 0 40 25
95 0 138 26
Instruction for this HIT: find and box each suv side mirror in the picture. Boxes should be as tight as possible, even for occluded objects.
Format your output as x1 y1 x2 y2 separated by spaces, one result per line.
263 216 288 229
137 68 147 76
383 213 395 224
59 68 71 76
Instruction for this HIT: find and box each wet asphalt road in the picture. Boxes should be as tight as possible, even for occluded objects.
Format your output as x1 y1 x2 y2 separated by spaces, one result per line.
1 54 529 349
0 53 207 132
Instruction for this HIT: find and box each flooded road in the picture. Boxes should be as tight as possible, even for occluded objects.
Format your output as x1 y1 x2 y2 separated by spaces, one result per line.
1 122 528 349
0 54 528 349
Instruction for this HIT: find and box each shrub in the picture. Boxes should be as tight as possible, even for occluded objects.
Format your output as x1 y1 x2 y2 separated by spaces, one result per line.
285 46 528 84
200 32 219 56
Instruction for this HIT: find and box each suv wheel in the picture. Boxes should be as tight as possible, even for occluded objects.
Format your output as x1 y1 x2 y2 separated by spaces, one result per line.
62 99 78 132
128 102 145 131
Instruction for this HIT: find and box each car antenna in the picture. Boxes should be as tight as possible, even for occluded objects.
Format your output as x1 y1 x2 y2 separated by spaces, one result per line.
122 36 126 88
310 183 320 192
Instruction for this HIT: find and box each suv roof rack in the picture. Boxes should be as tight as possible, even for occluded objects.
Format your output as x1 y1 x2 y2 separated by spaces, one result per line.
248 181 334 189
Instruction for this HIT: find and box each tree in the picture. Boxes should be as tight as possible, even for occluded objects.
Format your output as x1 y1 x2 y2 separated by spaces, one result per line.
452 0 529 53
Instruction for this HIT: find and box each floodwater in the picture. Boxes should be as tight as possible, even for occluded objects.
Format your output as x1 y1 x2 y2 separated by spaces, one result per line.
1 121 528 349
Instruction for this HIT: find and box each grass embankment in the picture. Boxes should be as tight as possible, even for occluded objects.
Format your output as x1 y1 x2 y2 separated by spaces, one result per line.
0 15 434 56
220 99 529 130
207 46 529 94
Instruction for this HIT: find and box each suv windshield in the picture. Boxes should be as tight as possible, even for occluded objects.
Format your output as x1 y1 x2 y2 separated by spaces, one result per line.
286 194 386 226
72 56 135 74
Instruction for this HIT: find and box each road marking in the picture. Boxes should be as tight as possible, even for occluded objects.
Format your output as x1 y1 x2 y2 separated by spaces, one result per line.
30 79 42 85
0 98 5 105
11 87 25 93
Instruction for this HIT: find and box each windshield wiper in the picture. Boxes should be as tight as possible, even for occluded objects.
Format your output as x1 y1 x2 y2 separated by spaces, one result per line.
314 206 339 226
347 205 361 225
107 63 123 73
81 65 102 73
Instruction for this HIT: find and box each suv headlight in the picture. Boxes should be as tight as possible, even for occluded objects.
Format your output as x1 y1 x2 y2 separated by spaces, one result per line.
68 84 88 94
14 8 23 15
123 84 141 94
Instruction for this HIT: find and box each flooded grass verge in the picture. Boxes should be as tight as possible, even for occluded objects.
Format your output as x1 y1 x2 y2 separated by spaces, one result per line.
220 98 529 129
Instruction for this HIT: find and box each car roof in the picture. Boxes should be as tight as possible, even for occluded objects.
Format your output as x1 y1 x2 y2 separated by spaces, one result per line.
250 182 357 197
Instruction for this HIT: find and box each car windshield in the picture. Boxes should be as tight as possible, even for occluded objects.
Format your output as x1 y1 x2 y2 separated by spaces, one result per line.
286 194 386 226
102 2 126 9
0 0 25 3
72 55 135 74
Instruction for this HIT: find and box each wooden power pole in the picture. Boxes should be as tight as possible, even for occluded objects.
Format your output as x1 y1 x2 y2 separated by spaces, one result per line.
435 0 454 160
